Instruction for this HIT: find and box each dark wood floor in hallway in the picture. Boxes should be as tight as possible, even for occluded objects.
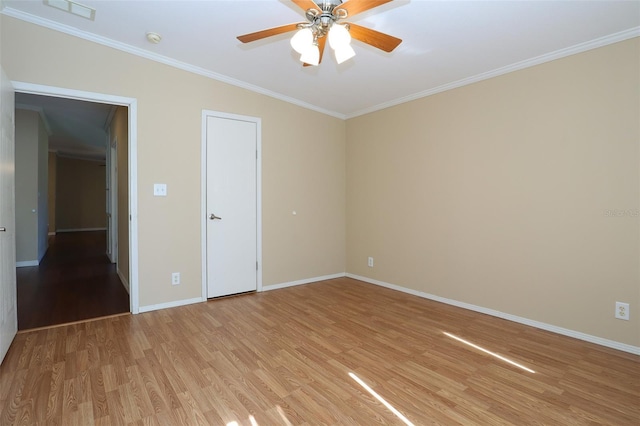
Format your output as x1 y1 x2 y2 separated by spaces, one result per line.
16 231 130 330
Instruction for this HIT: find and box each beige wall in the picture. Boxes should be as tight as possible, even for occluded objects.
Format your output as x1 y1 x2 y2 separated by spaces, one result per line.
5 15 635 349
55 156 107 231
110 106 129 291
15 109 38 262
346 38 640 347
1 16 346 307
15 108 48 263
47 151 56 234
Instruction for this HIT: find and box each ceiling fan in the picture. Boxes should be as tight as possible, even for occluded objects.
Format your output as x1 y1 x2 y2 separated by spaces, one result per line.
237 0 402 67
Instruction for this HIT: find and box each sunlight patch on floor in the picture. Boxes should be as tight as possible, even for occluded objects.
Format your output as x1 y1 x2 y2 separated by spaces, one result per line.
349 372 416 426
276 405 294 425
227 414 259 426
443 332 535 373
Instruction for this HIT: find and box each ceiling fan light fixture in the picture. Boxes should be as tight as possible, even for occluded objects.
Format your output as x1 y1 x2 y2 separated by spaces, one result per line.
290 28 313 54
237 0 402 67
328 23 351 50
300 43 320 66
334 44 356 64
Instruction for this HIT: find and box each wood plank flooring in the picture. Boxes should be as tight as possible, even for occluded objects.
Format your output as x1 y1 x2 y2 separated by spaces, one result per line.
1 277 638 425
17 231 130 330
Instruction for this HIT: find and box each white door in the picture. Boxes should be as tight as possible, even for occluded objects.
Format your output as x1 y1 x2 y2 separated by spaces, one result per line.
206 114 258 298
0 67 17 364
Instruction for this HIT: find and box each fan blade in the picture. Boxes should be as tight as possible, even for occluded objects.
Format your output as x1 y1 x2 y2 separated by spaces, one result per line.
349 23 401 52
237 23 301 43
303 36 327 67
334 0 393 18
292 0 321 13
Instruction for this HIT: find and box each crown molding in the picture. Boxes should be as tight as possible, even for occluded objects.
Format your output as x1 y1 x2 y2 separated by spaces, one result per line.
3 7 637 121
346 27 640 119
1 7 346 120
56 150 106 163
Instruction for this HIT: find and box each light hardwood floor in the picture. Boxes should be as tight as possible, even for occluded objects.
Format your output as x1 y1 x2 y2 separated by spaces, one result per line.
1 278 638 425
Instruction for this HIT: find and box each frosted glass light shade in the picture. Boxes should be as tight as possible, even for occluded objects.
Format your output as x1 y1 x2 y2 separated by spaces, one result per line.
290 28 313 54
328 24 351 50
300 43 320 66
335 44 356 64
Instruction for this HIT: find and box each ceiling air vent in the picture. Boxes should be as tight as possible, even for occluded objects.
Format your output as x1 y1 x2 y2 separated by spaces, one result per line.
44 0 95 21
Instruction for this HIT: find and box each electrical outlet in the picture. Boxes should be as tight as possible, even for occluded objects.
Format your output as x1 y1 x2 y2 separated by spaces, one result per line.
368 257 374 267
615 302 629 320
153 183 167 197
171 272 180 286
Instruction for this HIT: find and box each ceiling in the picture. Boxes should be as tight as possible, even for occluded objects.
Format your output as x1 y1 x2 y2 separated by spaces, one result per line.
3 0 639 159
15 93 114 161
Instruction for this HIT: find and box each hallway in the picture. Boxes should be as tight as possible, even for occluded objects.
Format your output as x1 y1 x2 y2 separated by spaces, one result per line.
16 231 130 330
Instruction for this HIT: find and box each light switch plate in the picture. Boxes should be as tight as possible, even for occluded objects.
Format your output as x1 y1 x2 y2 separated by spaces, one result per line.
153 183 167 196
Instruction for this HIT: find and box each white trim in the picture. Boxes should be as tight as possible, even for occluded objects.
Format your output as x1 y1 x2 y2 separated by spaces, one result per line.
256 119 262 293
47 232 55 236
12 81 136 106
138 297 203 314
11 81 140 316
16 260 38 268
200 113 207 302
1 7 343 120
128 100 139 314
56 151 105 162
346 273 640 356
262 273 346 292
347 27 640 119
56 227 107 233
201 110 263 301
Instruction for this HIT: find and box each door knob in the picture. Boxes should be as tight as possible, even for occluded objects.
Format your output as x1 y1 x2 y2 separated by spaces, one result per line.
0 227 5 232
209 214 222 220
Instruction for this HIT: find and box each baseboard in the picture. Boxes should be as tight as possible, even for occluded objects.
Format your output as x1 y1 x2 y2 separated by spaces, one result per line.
56 227 107 233
138 297 203 313
16 260 38 268
262 272 346 292
117 268 129 294
346 273 640 356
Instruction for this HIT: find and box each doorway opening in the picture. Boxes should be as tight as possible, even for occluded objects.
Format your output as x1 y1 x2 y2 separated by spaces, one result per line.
13 82 139 329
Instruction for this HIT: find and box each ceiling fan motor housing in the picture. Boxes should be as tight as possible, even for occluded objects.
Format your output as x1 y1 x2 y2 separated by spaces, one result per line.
305 0 347 37
315 0 343 12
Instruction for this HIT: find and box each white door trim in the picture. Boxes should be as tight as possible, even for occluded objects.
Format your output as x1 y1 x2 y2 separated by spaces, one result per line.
201 109 262 301
12 81 140 314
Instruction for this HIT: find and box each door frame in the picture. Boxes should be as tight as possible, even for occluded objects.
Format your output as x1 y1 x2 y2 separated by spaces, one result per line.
200 109 262 300
107 135 118 263
13 82 140 314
